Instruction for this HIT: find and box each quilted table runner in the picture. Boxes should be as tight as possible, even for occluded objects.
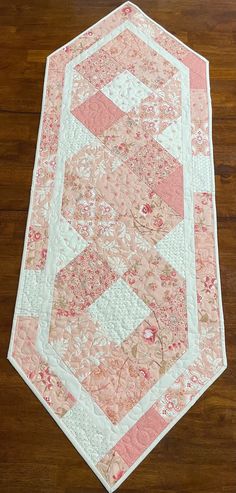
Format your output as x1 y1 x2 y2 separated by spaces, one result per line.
8 2 227 491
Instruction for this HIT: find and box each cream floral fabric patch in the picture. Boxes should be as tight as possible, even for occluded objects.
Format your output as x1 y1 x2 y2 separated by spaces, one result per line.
8 2 226 491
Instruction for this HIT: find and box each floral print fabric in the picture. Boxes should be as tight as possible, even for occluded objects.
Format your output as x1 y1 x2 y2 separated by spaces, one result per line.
8 3 226 492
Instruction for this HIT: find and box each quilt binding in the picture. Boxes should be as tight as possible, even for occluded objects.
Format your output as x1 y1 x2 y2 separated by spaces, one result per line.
7 2 227 492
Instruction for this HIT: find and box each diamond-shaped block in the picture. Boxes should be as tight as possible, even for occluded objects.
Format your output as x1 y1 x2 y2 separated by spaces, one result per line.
88 278 150 344
71 91 124 136
102 70 152 112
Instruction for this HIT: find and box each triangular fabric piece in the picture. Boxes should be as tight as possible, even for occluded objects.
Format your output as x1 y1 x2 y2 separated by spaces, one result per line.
156 164 184 217
156 221 185 278
56 216 88 272
155 117 182 161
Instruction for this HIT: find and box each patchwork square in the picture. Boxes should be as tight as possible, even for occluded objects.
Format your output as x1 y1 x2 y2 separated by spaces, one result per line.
126 139 181 188
54 245 118 312
100 114 148 160
102 70 152 112
76 48 122 90
71 91 124 136
88 278 150 344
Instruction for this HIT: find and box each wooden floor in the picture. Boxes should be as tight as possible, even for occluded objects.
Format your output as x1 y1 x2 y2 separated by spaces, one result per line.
0 1 235 492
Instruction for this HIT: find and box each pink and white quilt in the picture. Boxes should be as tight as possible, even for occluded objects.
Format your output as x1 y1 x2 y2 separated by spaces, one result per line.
8 2 227 491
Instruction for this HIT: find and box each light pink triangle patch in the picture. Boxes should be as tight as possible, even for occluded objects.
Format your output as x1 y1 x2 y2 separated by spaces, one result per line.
156 164 184 217
8 2 226 492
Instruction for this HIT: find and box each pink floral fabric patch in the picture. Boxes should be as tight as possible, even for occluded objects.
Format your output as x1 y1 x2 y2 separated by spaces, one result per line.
8 2 226 492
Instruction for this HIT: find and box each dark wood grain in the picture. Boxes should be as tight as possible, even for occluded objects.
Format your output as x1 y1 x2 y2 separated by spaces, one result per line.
0 1 235 492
